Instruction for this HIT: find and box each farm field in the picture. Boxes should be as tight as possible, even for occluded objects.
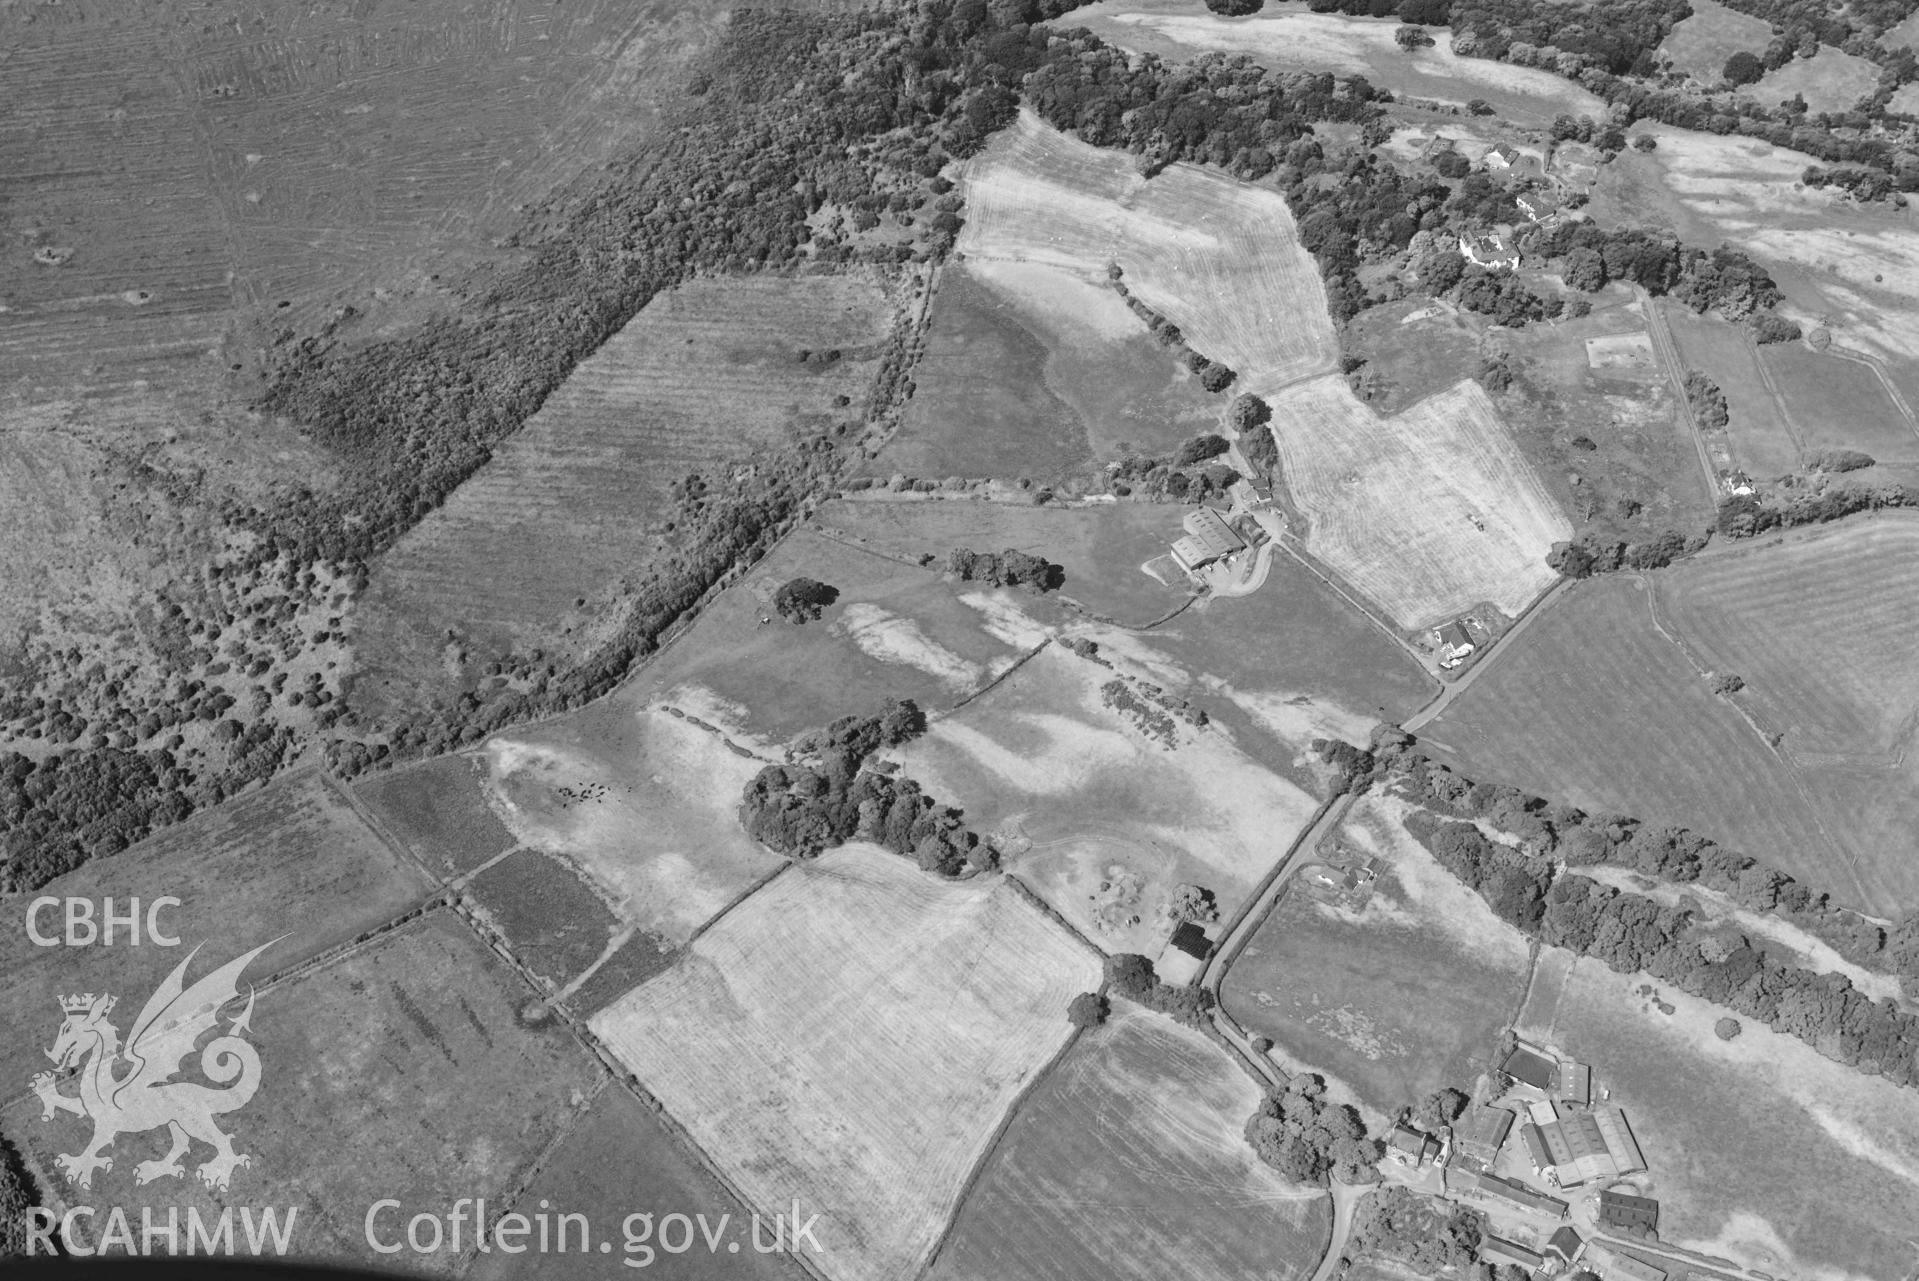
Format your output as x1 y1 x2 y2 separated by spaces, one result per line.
629 525 1045 745
1417 573 1868 910
1663 305 1803 479
1265 374 1569 629
1759 344 1919 462
350 272 898 719
9 911 600 1268
1538 955 1919 1281
1068 0 1603 123
1587 126 1919 399
478 705 784 945
891 645 1324 958
1221 795 1534 1116
357 752 519 879
1660 0 1773 84
590 843 1102 1281
875 259 1221 482
0 767 429 1089
957 110 1339 398
928 1006 1330 1281
1132 547 1437 775
1754 47 1881 116
815 498 1195 626
1649 517 1919 912
0 0 713 395
467 1082 804 1281
463 848 624 996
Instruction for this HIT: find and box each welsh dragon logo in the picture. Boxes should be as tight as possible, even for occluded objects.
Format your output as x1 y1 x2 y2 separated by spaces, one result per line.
32 941 274 1192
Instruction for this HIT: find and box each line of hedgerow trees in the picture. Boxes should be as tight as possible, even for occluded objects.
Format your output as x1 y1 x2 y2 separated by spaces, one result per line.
1316 729 1919 1087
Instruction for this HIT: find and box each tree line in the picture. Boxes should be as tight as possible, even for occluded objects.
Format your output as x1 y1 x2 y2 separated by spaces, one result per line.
1314 730 1919 1084
946 548 1065 592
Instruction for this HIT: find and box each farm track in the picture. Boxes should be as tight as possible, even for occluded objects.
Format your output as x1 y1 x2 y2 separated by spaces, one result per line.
1644 291 1729 498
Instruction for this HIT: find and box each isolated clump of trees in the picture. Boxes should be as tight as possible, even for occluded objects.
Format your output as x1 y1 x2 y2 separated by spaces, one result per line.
946 547 1064 592
1345 1185 1485 1276
738 700 998 877
1683 370 1730 428
774 577 839 623
1245 1072 1380 1186
1104 952 1216 1027
1310 731 1919 1085
1067 991 1109 1027
1805 448 1875 473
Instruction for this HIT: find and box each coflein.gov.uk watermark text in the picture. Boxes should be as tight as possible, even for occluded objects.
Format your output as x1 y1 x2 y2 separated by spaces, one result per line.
22 1199 825 1268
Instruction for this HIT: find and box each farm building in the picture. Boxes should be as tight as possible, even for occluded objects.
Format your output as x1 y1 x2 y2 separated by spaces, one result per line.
1170 506 1245 573
1168 920 1212 960
1518 1104 1646 1186
1453 1104 1515 1164
1546 1226 1585 1265
1388 1123 1437 1166
1458 233 1520 270
1597 1190 1660 1232
1480 1238 1544 1270
1559 1058 1592 1106
1501 1044 1559 1091
1585 1244 1667 1281
1451 1168 1569 1218
1517 190 1561 222
1484 142 1519 171
1438 620 1478 669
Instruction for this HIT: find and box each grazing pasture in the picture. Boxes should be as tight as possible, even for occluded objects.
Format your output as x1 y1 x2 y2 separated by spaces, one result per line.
0 0 713 392
479 706 784 944
0 768 428 1090
351 273 896 717
929 1006 1330 1281
1266 375 1569 629
892 645 1323 958
630 526 1039 744
1545 956 1919 1281
1659 0 1774 84
815 499 1194 626
1760 345 1919 462
1068 0 1603 123
958 111 1339 396
1755 47 1882 116
463 848 624 995
1222 796 1533 1116
590 843 1102 1281
876 260 1221 481
1418 571 1878 910
11 912 598 1269
1662 305 1803 479
357 752 518 878
467 1083 805 1281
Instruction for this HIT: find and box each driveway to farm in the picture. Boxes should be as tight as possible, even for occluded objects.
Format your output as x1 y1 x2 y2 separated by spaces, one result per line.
1309 1180 1369 1281
1403 574 1572 733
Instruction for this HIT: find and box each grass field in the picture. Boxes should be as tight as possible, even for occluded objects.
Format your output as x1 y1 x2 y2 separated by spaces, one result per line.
351 272 897 719
815 499 1195 626
0 768 429 1091
629 525 1044 744
1418 571 1873 910
1755 47 1882 116
464 847 624 995
10 911 599 1269
892 645 1324 957
875 259 1222 482
590 843 1103 1281
1663 305 1804 479
1661 0 1773 84
929 1005 1330 1281
1539 955 1919 1281
1759 344 1919 462
357 753 519 879
1266 375 1569 629
479 706 784 945
957 110 1339 398
1070 0 1603 123
0 0 712 395
1221 795 1534 1116
467 1083 805 1281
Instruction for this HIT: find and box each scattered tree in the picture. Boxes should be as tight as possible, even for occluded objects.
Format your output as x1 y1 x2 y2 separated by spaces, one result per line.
1203 0 1265 12
1723 51 1766 86
773 577 838 624
1068 992 1110 1027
